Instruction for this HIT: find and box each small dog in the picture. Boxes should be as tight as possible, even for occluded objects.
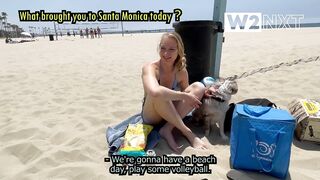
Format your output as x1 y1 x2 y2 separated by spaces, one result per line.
192 78 238 140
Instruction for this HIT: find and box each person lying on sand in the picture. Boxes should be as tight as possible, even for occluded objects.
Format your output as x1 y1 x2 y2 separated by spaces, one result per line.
5 37 35 44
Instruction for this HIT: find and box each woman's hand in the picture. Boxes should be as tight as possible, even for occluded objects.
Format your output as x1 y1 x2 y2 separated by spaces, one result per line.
204 86 218 98
182 92 202 109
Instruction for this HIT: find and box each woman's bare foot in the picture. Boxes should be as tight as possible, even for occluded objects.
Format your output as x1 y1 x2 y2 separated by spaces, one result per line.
182 129 207 150
159 126 181 153
191 137 207 149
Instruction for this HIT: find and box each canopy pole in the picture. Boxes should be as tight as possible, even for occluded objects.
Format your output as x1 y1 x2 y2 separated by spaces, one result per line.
211 0 227 78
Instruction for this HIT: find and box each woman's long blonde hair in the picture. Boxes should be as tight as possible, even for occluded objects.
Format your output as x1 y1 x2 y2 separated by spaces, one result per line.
159 32 187 71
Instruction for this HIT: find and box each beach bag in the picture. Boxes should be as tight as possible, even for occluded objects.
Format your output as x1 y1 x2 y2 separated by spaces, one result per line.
225 98 277 133
230 104 295 179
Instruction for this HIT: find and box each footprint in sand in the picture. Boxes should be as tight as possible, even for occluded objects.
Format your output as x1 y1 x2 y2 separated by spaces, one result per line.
75 122 87 131
31 109 51 116
4 143 43 164
110 99 141 108
65 137 86 147
0 73 28 83
1 128 38 142
84 95 106 101
111 110 131 119
50 131 69 145
83 116 101 127
52 98 67 104
51 149 92 162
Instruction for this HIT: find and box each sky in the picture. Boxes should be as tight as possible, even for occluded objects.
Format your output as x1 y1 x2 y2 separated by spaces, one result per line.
1 0 320 32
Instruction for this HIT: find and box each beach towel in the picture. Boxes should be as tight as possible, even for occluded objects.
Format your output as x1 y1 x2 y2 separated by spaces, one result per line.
106 113 192 156
106 114 142 156
106 113 160 156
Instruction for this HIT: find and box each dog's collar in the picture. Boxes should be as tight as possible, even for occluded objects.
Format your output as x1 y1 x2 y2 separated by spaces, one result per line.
202 96 225 102
211 96 225 102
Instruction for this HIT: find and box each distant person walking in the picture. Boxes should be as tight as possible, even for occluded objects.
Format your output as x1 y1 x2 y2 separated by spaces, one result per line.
80 29 83 38
85 28 89 38
94 29 97 38
90 28 94 39
97 26 102 38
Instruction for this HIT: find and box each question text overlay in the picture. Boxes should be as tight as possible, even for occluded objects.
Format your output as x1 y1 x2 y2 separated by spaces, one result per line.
18 9 183 24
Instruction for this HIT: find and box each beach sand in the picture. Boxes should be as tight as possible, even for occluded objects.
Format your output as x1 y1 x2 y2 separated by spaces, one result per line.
0 28 319 180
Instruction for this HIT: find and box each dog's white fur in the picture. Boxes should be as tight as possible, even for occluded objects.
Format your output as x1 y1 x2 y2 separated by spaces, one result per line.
192 79 238 140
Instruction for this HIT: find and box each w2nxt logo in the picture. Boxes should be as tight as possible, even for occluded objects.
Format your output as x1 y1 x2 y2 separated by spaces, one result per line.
224 13 304 32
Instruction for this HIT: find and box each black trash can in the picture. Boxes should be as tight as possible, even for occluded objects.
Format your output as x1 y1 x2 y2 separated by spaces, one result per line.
173 21 223 83
49 34 54 41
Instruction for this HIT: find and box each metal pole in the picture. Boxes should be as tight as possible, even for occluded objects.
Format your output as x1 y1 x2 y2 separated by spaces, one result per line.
121 21 124 37
54 22 58 40
211 0 227 78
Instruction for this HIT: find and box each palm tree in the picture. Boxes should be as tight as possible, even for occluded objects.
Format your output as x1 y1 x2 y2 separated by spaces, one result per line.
0 15 3 37
17 27 24 37
1 12 8 37
0 15 2 30
1 12 7 22
10 24 17 37
6 23 11 37
11 24 22 38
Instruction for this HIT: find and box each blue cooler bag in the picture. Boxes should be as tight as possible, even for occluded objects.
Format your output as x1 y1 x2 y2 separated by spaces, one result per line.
230 104 295 179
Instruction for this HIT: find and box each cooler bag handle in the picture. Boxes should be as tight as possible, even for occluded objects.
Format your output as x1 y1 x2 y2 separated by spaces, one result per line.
243 104 272 117
249 128 285 172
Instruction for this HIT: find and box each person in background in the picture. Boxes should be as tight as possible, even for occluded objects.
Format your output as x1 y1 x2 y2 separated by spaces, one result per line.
85 28 89 38
80 29 83 38
97 26 102 38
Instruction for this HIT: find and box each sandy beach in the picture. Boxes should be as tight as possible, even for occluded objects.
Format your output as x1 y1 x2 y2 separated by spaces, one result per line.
0 28 320 180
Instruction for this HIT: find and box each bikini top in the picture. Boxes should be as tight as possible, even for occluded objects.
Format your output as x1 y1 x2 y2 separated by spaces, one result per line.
142 74 179 107
158 74 179 90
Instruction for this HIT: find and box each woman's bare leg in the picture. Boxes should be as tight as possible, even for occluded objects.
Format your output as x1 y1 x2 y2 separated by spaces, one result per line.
159 82 207 151
143 82 206 152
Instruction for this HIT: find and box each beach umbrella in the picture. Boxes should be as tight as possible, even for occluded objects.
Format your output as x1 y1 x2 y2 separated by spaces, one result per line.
21 32 32 37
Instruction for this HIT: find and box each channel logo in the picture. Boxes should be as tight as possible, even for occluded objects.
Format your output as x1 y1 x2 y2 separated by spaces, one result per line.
224 13 304 32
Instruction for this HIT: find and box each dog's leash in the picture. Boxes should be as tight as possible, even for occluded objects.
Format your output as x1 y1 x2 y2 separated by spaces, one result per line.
226 56 319 81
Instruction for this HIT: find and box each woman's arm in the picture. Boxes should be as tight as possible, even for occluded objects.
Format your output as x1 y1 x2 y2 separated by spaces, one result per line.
176 68 189 91
142 64 201 109
176 68 203 108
